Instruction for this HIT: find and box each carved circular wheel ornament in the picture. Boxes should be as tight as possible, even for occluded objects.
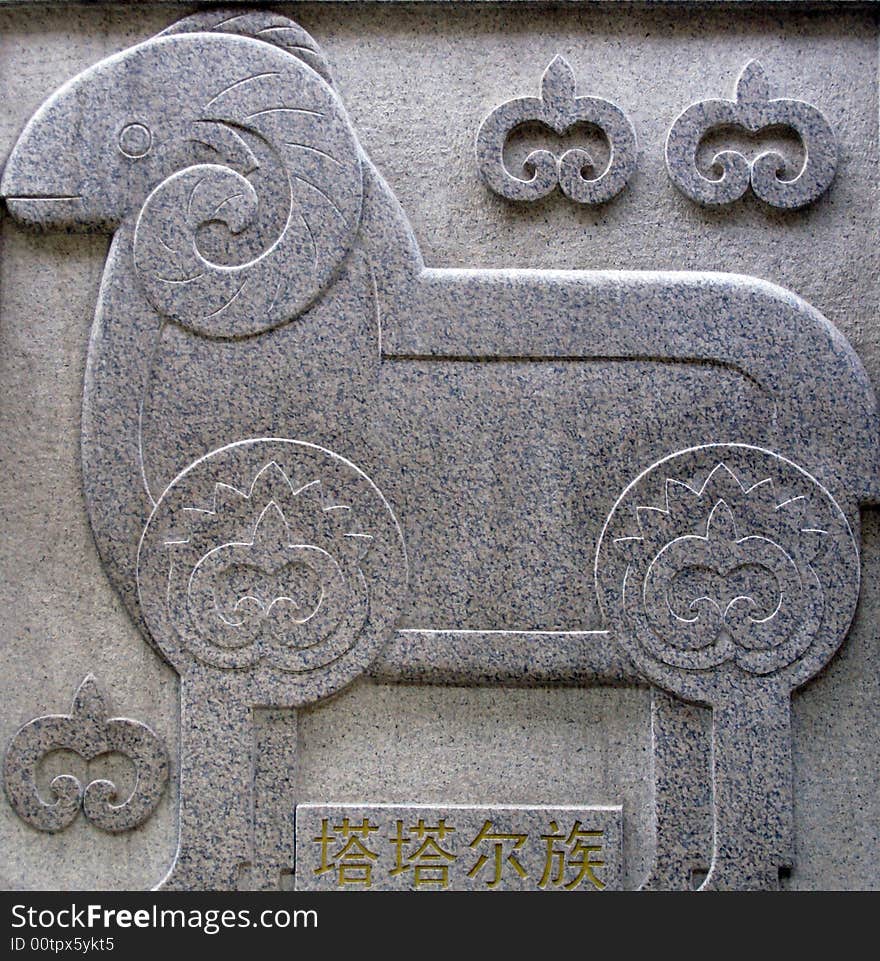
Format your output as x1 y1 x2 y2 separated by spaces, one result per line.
137 438 408 704
595 444 859 703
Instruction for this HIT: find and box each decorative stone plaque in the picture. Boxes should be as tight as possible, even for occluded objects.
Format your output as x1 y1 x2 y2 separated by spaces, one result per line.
1 2 878 893
295 804 622 891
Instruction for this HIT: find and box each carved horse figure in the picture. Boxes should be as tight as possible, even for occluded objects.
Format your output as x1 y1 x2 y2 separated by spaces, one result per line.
3 9 877 890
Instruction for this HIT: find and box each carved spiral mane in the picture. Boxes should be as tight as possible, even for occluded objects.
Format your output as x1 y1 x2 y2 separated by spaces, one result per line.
132 16 363 337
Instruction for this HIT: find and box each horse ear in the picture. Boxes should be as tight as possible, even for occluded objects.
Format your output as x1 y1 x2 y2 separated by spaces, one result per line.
157 9 335 86
132 20 363 339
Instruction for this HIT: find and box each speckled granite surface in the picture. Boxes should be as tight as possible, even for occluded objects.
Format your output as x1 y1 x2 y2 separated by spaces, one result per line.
0 3 878 891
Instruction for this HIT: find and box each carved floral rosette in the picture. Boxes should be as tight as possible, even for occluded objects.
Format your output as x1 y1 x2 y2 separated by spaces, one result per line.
136 438 408 704
4 676 169 833
595 445 860 703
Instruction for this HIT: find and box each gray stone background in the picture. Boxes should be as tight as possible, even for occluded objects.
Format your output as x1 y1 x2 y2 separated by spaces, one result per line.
0 1 877 890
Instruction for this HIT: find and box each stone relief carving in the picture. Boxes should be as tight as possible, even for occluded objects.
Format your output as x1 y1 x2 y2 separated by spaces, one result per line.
1 8 877 891
3 676 169 833
476 55 637 204
595 444 860 889
665 60 838 209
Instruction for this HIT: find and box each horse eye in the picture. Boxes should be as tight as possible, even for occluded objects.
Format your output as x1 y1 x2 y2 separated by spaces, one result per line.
118 122 152 159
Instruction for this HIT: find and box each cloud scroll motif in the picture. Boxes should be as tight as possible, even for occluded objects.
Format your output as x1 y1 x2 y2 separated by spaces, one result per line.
476 56 637 204
4 676 169 833
665 60 837 209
